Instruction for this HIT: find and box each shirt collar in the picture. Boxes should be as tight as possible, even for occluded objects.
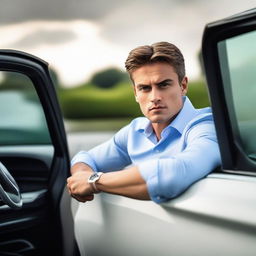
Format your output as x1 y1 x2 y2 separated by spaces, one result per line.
136 118 152 137
136 96 198 136
169 96 198 134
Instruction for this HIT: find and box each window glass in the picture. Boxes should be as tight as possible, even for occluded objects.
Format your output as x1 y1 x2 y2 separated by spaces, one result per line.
0 71 51 145
218 30 256 161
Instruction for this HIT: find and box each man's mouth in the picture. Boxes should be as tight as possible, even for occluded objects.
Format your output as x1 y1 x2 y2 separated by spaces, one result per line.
149 106 166 111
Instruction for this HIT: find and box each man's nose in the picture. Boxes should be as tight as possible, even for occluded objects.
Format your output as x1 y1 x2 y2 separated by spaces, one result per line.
150 88 162 103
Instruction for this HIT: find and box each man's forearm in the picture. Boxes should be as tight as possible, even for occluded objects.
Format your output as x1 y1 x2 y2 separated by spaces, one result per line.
96 166 150 200
67 165 150 201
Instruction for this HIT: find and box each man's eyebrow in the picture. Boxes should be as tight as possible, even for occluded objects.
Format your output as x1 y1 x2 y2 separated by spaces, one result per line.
136 79 173 87
136 83 150 88
156 79 173 86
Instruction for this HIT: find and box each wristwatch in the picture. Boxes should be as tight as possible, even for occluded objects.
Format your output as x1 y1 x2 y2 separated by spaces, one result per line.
88 172 103 193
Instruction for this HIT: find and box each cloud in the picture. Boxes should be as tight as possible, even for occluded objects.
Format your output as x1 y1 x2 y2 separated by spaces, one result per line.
0 0 254 25
99 0 255 47
0 0 255 86
96 0 255 80
7 29 77 49
0 0 254 51
0 0 124 24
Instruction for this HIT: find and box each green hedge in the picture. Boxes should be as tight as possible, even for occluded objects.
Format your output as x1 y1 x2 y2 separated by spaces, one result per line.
187 80 210 108
59 83 141 119
59 80 210 119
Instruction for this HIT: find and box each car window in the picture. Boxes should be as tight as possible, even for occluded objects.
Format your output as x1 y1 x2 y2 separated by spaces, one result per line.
0 71 51 145
217 30 256 161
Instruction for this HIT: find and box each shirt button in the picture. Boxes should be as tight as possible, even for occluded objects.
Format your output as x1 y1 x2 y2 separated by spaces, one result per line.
155 149 160 153
157 196 161 200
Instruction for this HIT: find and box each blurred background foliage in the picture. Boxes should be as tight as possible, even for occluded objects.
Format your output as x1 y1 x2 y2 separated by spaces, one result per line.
58 67 210 120
90 67 129 89
0 66 210 124
59 82 141 119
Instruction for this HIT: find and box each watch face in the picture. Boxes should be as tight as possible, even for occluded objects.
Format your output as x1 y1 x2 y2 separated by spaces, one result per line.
89 173 99 182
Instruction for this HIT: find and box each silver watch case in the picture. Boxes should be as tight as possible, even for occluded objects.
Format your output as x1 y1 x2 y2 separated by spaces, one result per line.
88 172 103 183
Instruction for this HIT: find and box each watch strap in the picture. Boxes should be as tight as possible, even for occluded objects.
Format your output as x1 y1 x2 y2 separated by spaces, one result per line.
91 181 100 193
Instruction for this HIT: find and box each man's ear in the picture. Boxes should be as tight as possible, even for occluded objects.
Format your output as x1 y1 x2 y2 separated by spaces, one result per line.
181 76 188 96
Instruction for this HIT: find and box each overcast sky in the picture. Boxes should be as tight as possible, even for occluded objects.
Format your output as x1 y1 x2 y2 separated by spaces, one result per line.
0 0 255 87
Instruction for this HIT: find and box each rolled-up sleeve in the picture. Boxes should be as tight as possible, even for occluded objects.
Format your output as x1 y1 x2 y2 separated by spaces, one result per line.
138 121 221 203
71 125 132 172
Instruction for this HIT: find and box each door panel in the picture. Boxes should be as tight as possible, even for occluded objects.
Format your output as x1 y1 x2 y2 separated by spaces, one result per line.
75 173 256 256
0 146 53 192
0 51 70 256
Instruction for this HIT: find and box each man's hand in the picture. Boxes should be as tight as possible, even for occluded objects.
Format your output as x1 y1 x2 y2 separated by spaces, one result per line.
70 193 94 203
67 163 95 203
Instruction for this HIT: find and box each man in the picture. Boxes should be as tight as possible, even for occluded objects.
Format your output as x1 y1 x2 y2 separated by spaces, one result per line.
67 42 221 203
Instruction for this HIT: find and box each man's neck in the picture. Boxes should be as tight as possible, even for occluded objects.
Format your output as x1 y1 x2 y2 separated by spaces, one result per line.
151 122 169 141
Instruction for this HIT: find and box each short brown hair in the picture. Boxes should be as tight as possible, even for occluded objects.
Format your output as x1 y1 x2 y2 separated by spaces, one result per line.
125 42 185 83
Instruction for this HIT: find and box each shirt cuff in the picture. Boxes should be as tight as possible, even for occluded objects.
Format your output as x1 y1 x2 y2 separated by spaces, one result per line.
138 160 167 204
71 151 98 172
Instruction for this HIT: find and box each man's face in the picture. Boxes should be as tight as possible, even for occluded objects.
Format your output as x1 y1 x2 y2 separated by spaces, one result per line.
132 62 188 126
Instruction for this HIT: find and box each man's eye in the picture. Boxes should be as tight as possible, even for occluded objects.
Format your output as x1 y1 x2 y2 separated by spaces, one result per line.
159 83 170 88
139 86 151 91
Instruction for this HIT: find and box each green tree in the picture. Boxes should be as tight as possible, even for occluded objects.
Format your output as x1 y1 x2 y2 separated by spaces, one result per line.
90 67 128 89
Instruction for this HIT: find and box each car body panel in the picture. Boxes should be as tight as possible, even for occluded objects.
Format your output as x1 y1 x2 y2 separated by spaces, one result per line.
74 173 256 256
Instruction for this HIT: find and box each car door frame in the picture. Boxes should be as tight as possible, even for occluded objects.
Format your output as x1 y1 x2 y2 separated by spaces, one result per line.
0 50 71 255
202 8 256 173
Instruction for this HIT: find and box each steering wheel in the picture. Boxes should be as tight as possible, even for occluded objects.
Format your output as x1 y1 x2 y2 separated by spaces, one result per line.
0 161 22 209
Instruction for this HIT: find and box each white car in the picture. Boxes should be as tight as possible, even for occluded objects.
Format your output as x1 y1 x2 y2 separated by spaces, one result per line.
0 8 256 256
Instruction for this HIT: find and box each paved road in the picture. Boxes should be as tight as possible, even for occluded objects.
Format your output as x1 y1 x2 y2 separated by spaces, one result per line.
67 131 115 158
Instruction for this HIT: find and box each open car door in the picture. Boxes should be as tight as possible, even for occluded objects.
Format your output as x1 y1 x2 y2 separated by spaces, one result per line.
73 8 256 256
202 8 256 172
0 51 72 256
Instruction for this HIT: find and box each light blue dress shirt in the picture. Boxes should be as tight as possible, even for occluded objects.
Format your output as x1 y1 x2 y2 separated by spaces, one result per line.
71 96 221 203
